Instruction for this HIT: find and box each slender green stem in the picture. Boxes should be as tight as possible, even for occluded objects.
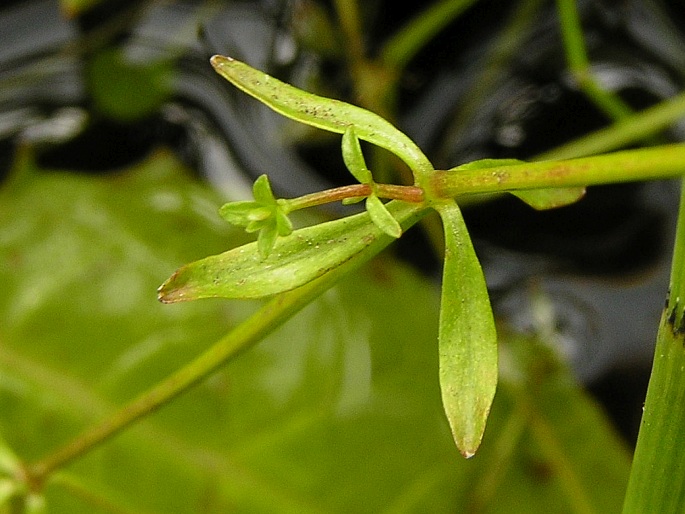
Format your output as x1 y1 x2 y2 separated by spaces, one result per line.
556 0 633 121
468 406 528 511
333 0 365 64
29 290 319 484
536 92 685 160
436 0 544 164
555 0 588 73
431 143 685 199
529 410 598 514
622 179 685 513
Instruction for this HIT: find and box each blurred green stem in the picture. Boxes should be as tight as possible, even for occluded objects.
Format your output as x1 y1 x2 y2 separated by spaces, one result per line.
435 0 544 165
537 92 685 160
381 0 480 70
333 0 365 63
555 0 633 120
622 178 685 513
28 288 324 484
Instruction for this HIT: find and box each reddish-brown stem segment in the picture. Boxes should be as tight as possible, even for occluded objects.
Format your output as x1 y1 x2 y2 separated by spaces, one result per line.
284 183 424 211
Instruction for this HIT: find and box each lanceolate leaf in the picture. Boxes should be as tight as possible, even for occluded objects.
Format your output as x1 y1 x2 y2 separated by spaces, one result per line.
436 201 498 458
210 55 434 179
452 158 585 209
158 201 426 302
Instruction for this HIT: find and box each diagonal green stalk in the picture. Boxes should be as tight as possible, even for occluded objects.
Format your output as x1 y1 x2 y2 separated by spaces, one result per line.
622 178 685 513
555 0 633 121
380 0 481 70
435 0 544 164
537 93 685 160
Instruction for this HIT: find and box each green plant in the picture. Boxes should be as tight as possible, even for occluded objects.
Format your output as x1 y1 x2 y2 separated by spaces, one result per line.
2 1 685 512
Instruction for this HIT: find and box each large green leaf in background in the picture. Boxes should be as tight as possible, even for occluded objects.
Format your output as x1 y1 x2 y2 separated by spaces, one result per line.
0 149 630 513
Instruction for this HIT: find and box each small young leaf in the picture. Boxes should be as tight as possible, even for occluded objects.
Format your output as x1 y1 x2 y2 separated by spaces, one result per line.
248 206 273 222
245 219 267 233
365 194 402 238
257 222 279 259
158 201 427 302
275 208 294 236
436 201 498 458
218 201 262 225
342 127 373 184
453 158 585 209
342 196 366 205
252 174 276 205
210 55 434 179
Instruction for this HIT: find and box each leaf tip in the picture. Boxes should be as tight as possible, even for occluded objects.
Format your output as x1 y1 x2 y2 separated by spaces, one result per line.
157 269 193 303
210 54 232 65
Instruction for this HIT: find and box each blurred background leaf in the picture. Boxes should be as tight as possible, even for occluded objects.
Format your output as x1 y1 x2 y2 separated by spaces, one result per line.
87 48 174 122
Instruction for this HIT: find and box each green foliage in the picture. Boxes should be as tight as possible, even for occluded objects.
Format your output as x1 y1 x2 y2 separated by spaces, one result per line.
3 0 685 511
209 55 434 181
159 201 424 302
341 127 373 184
436 201 498 458
218 175 293 258
622 179 685 513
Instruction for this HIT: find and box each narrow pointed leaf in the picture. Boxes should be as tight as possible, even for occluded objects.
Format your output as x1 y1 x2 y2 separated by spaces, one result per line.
365 194 402 238
453 158 585 209
210 55 434 178
342 126 373 184
158 201 426 302
436 201 498 458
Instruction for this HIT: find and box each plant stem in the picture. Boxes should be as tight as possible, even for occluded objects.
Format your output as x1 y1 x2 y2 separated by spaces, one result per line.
536 92 685 160
435 0 544 165
28 291 317 484
333 0 365 65
431 143 685 198
284 183 424 211
622 178 685 513
380 0 480 70
555 0 633 121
